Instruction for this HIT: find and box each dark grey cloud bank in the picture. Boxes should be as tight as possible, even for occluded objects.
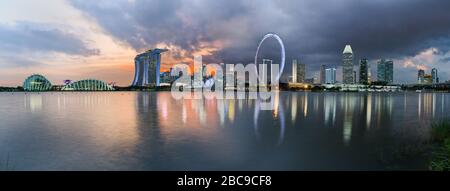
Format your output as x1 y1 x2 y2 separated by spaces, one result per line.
0 21 99 67
71 0 450 83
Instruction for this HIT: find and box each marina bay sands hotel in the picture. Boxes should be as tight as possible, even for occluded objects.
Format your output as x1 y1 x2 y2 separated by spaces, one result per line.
131 49 168 87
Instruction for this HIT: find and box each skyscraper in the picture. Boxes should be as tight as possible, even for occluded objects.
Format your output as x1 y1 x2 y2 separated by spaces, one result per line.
377 59 386 83
431 68 439 84
298 62 306 83
359 58 369 84
325 67 336 84
342 45 354 84
292 59 297 83
377 59 394 84
418 69 425 84
132 48 168 87
385 60 394 84
320 65 326 84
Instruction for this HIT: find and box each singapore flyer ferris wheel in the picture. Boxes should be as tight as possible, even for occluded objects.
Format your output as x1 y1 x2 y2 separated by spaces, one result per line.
254 33 286 83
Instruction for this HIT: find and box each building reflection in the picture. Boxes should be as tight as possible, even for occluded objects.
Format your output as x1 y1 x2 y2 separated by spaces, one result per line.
433 93 436 118
148 91 450 147
227 100 235 123
366 93 372 128
24 92 142 155
217 99 225 126
404 93 407 112
418 93 422 118
314 93 319 114
418 93 438 119
252 91 285 145
25 93 43 112
343 94 355 145
272 92 279 119
303 92 308 117
425 93 432 117
291 93 297 123
324 93 336 126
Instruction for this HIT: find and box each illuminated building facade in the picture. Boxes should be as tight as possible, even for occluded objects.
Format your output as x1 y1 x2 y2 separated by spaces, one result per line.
359 58 369 84
431 68 439 84
325 67 336 84
131 49 168 87
377 59 394 84
342 45 354 84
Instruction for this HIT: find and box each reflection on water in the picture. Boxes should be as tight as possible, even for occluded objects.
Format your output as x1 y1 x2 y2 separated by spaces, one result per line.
25 94 43 112
0 92 449 170
366 94 372 128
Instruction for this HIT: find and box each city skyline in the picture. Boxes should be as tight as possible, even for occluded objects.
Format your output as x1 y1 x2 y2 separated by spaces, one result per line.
1 0 450 86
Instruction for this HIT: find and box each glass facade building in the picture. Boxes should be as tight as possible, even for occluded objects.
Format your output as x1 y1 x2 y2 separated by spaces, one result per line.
385 60 394 84
62 79 114 91
359 58 369 84
325 67 336 84
297 62 306 83
342 45 354 84
431 68 439 84
418 69 425 84
291 59 297 83
320 65 326 84
377 59 394 84
23 74 52 91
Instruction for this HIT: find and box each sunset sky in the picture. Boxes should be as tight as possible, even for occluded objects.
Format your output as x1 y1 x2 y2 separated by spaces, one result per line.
1 0 450 86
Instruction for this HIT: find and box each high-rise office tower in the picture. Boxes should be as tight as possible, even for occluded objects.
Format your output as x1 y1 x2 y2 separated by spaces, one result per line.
359 58 369 84
377 59 386 83
418 69 425 84
132 48 168 87
342 45 354 84
292 59 297 83
320 65 326 84
377 59 394 84
325 67 336 84
431 68 439 84
298 62 306 83
385 60 394 84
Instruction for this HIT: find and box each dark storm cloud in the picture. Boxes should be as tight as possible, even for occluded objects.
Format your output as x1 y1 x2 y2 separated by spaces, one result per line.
0 21 100 57
71 0 450 82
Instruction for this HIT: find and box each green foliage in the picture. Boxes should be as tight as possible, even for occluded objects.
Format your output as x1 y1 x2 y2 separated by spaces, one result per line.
430 120 450 171
431 120 450 143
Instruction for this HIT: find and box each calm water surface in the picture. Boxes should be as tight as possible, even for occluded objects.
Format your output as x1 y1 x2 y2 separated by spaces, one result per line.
0 92 449 170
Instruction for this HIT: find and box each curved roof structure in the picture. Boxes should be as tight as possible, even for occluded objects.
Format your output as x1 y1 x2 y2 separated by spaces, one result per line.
62 79 114 91
23 74 52 91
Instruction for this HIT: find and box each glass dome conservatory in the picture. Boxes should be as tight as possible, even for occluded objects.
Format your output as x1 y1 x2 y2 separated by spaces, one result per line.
62 79 114 91
23 74 52 91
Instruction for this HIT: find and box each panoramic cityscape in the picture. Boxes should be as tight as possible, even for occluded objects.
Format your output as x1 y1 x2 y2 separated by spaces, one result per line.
0 0 450 175
2 43 449 92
